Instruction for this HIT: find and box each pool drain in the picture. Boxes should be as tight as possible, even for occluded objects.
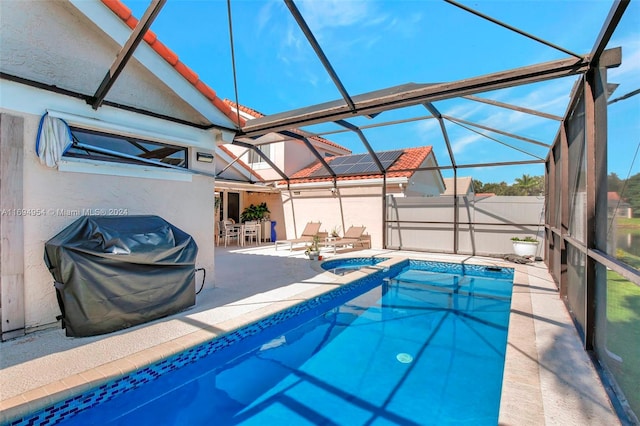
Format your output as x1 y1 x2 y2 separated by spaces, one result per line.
396 353 413 363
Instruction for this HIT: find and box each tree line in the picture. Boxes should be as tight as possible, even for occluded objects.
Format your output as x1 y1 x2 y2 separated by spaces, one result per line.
608 172 640 217
472 174 544 196
472 173 640 217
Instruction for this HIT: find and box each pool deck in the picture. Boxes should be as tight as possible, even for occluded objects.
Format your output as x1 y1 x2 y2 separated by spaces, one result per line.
0 245 621 425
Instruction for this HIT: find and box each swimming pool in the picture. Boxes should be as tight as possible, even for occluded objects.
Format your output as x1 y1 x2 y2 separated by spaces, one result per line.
321 256 389 275
10 259 514 425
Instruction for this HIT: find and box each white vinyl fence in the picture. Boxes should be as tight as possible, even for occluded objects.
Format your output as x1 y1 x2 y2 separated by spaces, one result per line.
386 195 545 258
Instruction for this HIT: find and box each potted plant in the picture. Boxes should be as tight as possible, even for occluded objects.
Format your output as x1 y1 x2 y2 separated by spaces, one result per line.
330 225 341 238
304 235 321 260
511 236 539 257
240 202 270 222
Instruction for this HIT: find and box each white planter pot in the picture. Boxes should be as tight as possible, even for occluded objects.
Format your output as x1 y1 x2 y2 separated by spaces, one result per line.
512 241 539 257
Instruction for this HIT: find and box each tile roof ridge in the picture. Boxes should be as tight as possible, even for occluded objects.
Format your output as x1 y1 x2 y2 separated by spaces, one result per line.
223 99 264 118
100 0 242 126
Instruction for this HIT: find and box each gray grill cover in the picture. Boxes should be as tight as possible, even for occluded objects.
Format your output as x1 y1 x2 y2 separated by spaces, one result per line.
44 215 198 337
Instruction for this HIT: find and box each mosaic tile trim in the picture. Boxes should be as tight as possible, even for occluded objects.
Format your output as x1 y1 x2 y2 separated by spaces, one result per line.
321 256 390 271
408 259 514 280
7 263 405 426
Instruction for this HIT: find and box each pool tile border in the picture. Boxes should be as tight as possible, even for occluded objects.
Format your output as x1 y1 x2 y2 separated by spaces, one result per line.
1 258 409 425
1 256 518 426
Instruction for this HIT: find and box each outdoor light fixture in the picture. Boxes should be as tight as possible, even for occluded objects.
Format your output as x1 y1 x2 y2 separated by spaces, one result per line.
196 152 213 163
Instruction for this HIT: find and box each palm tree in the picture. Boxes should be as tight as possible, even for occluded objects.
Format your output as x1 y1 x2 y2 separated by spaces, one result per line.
514 174 543 196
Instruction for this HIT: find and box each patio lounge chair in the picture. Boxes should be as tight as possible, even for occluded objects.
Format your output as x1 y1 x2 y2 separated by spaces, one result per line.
274 221 322 251
322 225 370 254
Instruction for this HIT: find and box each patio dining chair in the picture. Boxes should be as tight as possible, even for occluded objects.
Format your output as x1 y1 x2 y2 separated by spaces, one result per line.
215 220 226 246
223 220 240 247
243 221 259 246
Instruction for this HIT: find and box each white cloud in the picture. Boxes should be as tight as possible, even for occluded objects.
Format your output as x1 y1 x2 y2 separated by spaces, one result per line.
451 133 484 155
407 80 571 158
256 1 277 33
297 0 376 31
609 36 640 87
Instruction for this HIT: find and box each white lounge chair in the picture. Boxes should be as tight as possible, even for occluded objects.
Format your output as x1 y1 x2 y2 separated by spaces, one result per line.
274 222 322 251
322 225 369 254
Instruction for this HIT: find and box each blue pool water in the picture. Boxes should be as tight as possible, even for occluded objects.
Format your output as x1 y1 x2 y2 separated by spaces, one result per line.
14 260 514 426
321 256 389 275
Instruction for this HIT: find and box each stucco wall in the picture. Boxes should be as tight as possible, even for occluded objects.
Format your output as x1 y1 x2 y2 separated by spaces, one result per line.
279 186 383 248
406 156 443 197
13 112 216 330
0 0 208 124
241 192 285 240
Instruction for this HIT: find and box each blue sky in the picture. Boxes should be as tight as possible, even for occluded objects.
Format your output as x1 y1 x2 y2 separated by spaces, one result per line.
125 0 639 184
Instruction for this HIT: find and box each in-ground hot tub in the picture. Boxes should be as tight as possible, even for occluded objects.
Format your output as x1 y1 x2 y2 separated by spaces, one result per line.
321 256 389 275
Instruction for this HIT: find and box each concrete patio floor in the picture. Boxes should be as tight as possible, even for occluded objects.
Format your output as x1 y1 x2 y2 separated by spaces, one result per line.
0 244 621 425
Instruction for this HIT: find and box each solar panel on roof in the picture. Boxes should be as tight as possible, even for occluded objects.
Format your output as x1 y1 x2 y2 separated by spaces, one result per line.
345 161 376 174
328 156 348 166
309 149 404 178
378 151 401 161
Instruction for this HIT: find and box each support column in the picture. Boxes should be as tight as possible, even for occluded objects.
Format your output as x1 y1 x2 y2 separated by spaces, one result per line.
584 63 609 350
0 113 25 340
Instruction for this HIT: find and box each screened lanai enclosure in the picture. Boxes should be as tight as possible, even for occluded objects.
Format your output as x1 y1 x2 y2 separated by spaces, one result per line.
229 3 639 422
8 0 637 422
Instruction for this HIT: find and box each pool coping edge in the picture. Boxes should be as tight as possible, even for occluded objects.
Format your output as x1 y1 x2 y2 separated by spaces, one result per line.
1 255 525 425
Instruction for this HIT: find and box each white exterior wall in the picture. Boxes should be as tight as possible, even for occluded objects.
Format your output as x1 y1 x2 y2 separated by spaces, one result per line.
406 155 445 197
282 140 326 175
280 186 383 248
2 108 217 331
0 1 215 125
0 0 230 334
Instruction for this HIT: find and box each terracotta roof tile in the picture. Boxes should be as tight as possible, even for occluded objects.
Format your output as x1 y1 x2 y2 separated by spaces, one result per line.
285 146 433 185
149 38 179 65
102 0 131 20
101 0 238 125
195 80 217 101
142 29 157 44
125 15 138 29
174 61 199 85
214 98 241 123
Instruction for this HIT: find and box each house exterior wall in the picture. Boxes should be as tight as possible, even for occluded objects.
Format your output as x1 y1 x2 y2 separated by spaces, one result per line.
1 109 217 332
1 0 210 125
281 140 342 176
279 186 383 248
0 0 228 335
406 155 444 197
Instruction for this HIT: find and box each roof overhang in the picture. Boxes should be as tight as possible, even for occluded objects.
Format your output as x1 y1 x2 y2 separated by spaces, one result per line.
276 176 409 190
215 180 278 193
